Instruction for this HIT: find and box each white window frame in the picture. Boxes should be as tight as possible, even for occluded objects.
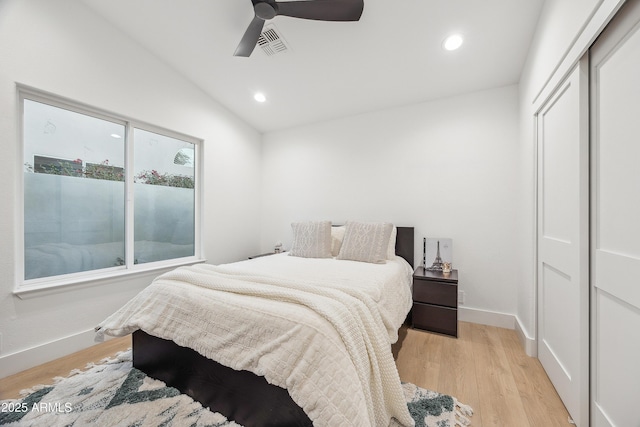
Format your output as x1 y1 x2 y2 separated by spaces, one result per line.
15 85 203 297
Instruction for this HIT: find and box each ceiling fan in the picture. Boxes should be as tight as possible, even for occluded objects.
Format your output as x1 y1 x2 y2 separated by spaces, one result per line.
234 0 364 57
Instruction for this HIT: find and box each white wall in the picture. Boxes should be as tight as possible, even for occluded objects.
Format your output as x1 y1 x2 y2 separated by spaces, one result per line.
516 0 626 350
0 0 262 376
2 0 627 376
261 85 520 320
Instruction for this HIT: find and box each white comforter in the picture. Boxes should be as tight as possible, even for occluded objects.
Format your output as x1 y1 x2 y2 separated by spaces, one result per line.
96 254 415 427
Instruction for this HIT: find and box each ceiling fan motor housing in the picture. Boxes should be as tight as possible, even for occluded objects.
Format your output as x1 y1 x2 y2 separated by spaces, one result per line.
255 2 277 20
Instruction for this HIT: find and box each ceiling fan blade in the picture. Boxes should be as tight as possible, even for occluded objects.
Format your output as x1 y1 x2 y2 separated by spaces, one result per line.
275 0 364 21
234 15 266 57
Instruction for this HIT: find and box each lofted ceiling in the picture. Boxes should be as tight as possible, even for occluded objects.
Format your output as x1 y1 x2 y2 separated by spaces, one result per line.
81 0 544 133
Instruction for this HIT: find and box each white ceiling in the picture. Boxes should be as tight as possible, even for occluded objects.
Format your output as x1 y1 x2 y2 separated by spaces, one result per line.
81 0 544 133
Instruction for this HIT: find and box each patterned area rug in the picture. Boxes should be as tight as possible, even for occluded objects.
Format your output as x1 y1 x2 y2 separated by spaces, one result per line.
0 351 472 427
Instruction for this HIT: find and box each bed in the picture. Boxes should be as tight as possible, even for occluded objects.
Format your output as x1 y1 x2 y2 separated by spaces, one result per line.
96 223 415 427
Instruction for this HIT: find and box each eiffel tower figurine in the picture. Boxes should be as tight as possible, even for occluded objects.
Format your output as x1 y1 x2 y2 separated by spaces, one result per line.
426 240 444 271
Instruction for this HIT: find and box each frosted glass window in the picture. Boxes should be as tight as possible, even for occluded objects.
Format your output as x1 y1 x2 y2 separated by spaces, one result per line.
133 129 195 264
20 89 200 287
23 99 126 280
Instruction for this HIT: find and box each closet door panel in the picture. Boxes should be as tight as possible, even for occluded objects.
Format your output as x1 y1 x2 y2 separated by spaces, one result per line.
593 289 640 427
536 58 589 426
594 251 640 309
596 20 640 261
590 0 640 425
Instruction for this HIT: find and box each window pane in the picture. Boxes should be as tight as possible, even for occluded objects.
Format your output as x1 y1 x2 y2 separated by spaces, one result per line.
133 128 195 264
23 100 125 280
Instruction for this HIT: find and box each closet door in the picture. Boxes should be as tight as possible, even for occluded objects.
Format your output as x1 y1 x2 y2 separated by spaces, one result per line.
536 58 589 426
590 0 640 425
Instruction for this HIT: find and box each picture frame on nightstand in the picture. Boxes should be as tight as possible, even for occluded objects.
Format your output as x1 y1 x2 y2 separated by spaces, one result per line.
424 237 453 271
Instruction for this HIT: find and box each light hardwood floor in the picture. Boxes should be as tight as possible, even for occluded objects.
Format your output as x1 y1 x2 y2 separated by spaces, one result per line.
0 323 570 426
0 335 131 400
393 322 571 426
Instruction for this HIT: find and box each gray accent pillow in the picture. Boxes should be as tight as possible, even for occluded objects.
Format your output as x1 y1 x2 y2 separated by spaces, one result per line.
289 221 332 258
337 221 394 264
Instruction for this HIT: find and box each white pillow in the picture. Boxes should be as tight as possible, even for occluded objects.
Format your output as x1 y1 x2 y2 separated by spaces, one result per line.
289 221 332 258
387 226 397 259
331 226 346 257
337 221 393 264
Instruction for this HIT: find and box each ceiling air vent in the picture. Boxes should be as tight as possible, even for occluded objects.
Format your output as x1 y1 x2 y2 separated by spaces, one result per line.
257 24 290 56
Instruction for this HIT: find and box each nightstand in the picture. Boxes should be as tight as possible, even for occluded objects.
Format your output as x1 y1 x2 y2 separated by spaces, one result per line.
412 266 459 337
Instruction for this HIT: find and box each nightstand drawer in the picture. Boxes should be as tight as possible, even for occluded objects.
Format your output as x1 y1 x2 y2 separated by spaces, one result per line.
412 302 458 337
413 280 457 308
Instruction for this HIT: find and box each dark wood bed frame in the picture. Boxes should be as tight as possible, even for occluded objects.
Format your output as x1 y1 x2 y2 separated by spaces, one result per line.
132 226 414 427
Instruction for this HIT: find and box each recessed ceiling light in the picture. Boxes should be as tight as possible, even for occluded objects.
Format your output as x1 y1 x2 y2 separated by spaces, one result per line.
443 34 464 51
254 92 267 103
110 133 122 139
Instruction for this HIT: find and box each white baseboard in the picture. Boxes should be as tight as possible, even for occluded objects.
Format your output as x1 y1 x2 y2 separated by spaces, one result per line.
458 306 515 329
515 316 537 357
459 307 538 357
0 329 114 379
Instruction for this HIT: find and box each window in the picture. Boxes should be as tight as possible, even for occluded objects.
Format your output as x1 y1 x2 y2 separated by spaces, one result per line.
19 87 200 289
133 129 195 265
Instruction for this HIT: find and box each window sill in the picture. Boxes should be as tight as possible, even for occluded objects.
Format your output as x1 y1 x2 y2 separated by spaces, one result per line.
13 258 206 300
